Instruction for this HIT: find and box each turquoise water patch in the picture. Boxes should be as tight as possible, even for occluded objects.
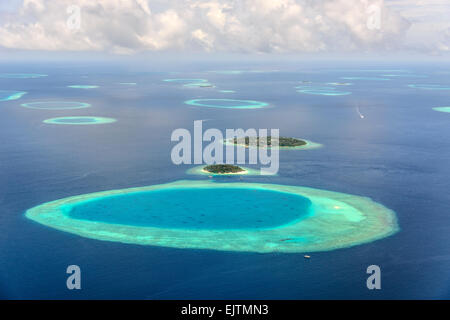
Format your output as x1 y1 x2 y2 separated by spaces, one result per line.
298 90 351 96
383 74 427 78
43 116 116 125
408 84 450 90
433 107 450 113
21 101 91 110
67 188 311 230
0 73 47 79
67 85 99 89
220 90 236 93
185 99 268 109
341 77 390 81
183 82 214 88
296 85 351 96
163 78 208 83
0 90 27 101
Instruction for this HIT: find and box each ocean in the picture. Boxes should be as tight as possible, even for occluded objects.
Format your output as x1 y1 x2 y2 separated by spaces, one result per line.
0 59 449 299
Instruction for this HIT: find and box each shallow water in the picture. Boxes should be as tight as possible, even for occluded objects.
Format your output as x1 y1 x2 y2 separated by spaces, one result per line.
0 59 449 299
67 187 311 230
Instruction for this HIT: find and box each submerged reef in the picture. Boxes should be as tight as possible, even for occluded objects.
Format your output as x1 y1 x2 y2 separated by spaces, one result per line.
0 90 27 101
203 164 245 174
21 101 91 110
433 107 450 113
163 78 214 88
186 165 263 176
340 77 390 81
43 116 117 125
0 73 47 79
296 84 351 96
185 99 268 109
233 136 306 147
25 180 399 253
67 85 99 89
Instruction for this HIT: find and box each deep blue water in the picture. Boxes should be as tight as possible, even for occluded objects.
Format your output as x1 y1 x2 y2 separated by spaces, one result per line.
67 188 311 229
0 59 449 299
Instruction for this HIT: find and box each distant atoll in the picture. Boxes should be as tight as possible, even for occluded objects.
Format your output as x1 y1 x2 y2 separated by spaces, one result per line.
43 116 117 125
21 101 91 110
0 90 27 102
225 136 322 150
185 98 268 109
203 164 246 174
67 85 99 89
433 106 450 113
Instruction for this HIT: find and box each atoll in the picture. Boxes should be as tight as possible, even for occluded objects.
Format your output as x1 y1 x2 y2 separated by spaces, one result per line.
21 101 91 110
224 137 322 150
185 99 268 109
433 107 450 113
0 73 47 79
67 85 99 89
0 90 27 102
203 164 245 174
25 180 399 253
408 84 450 90
43 116 117 125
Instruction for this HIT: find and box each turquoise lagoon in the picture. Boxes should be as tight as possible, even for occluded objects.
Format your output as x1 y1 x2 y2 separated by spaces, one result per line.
25 180 398 253
21 101 91 110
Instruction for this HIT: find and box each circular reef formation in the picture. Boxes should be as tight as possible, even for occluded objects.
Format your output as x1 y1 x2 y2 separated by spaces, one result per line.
433 106 450 113
21 101 91 110
25 180 398 253
185 99 268 109
67 85 99 89
408 84 450 90
224 136 322 150
296 85 351 96
43 116 117 125
187 165 262 176
0 90 27 101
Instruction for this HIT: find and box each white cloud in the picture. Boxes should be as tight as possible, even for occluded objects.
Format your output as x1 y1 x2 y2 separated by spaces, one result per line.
0 0 426 54
385 0 450 54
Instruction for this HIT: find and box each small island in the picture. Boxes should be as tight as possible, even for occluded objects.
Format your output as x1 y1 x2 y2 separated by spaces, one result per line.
232 136 307 147
203 164 245 174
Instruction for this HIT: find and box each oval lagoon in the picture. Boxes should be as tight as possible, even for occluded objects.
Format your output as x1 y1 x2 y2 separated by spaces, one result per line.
25 180 399 253
43 116 117 125
21 101 91 110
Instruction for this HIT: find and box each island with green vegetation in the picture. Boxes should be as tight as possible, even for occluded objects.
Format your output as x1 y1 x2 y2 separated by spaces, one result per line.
203 164 245 174
232 136 307 147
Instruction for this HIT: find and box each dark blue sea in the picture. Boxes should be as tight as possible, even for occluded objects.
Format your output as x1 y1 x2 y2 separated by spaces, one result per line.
0 58 449 299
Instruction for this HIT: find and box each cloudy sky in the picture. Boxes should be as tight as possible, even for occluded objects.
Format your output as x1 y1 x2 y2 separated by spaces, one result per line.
0 0 448 56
